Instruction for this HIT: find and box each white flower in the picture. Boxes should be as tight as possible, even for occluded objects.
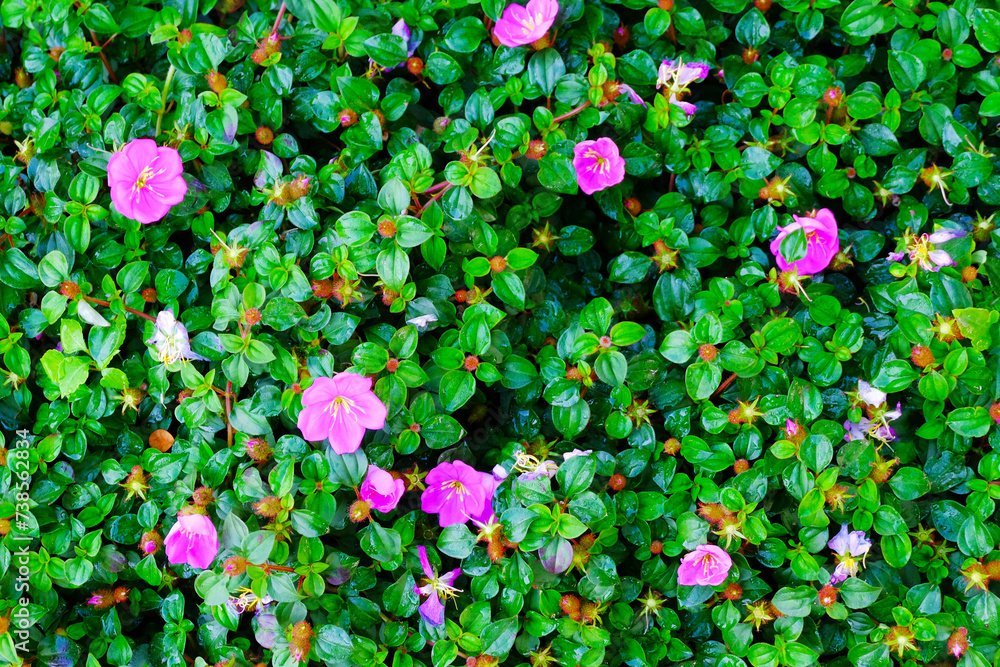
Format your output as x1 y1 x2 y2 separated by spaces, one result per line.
147 310 206 364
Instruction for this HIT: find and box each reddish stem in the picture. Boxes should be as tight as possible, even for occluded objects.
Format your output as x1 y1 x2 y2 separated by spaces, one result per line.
552 101 592 123
418 184 452 215
423 181 450 195
711 373 738 399
88 29 118 84
83 295 155 322
271 2 287 34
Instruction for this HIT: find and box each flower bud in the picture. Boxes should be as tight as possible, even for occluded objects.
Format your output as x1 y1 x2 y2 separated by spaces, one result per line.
433 117 451 134
698 344 718 362
223 556 249 576
613 24 630 46
141 287 158 302
245 437 273 463
349 500 372 523
140 531 163 555
609 474 626 491
489 256 508 272
464 356 480 372
205 71 228 93
192 486 215 507
339 109 358 127
407 57 424 75
525 140 548 160
734 459 750 474
910 345 934 368
722 583 743 600
255 127 274 145
663 438 680 455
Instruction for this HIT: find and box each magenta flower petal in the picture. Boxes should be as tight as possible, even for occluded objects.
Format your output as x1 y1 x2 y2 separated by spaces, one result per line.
769 208 840 274
493 0 559 47
329 412 365 454
124 139 159 172
164 513 219 569
301 376 339 407
297 404 333 442
360 465 405 512
419 591 446 625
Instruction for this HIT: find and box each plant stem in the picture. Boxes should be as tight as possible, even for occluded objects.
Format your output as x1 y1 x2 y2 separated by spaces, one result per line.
711 372 738 400
272 1 287 34
89 28 118 84
418 184 452 215
552 101 591 123
83 296 156 322
225 380 233 448
155 65 176 138
423 181 450 195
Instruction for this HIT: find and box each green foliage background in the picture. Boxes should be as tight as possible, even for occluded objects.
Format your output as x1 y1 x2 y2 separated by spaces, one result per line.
1 0 1000 665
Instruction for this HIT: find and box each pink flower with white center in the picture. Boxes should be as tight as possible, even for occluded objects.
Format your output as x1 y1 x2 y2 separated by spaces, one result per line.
656 58 711 115
573 138 627 195
164 513 219 569
493 0 559 47
828 524 871 584
770 208 840 274
297 372 388 453
359 465 405 513
413 546 462 626
107 139 188 224
677 544 732 586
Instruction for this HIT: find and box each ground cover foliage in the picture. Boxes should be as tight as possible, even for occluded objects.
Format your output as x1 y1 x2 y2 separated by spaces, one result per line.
2 0 1000 666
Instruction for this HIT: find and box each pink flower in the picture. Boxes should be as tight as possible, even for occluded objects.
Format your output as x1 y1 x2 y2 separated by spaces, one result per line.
360 465 404 513
164 513 219 569
785 419 798 437
297 372 388 453
563 449 592 460
413 546 461 626
573 138 626 195
493 0 559 47
107 139 187 224
421 460 497 527
657 59 710 116
769 208 840 274
677 544 732 586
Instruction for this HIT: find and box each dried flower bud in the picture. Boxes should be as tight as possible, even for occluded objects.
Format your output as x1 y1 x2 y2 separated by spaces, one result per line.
141 288 158 302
